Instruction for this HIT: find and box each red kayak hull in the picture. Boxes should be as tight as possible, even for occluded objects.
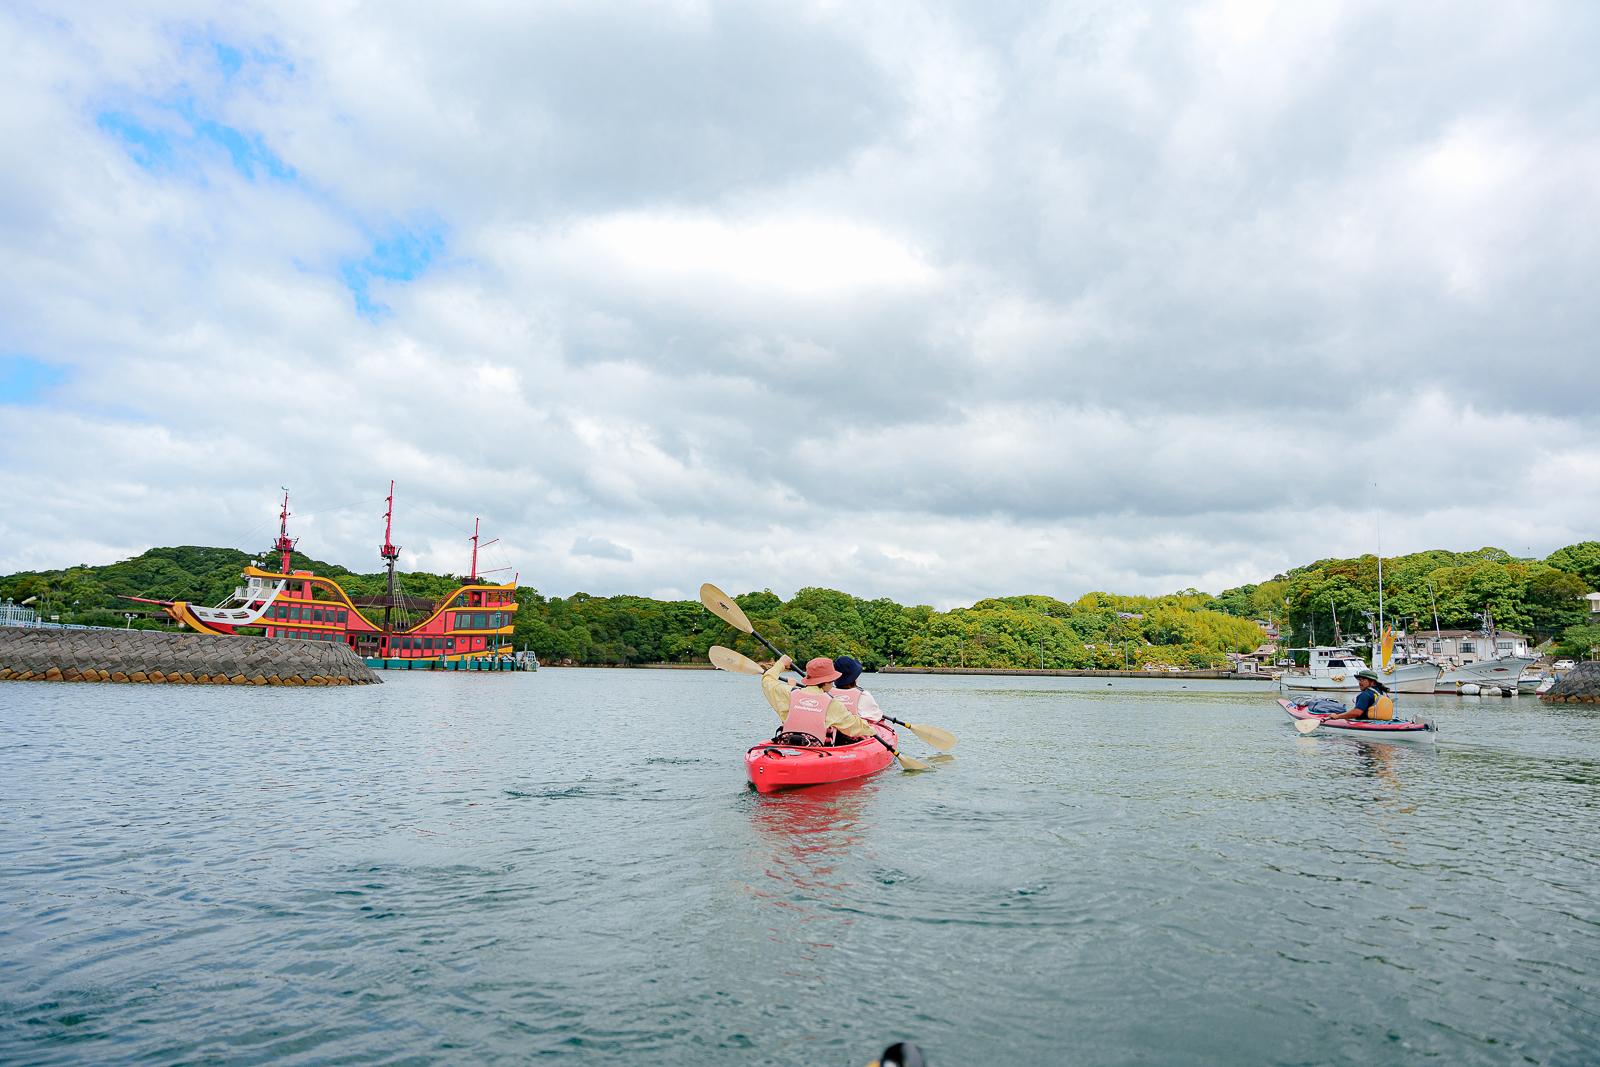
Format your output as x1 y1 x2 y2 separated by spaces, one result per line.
1278 698 1435 739
745 723 898 793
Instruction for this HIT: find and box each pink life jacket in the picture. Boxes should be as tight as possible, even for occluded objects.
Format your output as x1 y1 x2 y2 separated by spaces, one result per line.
781 687 831 743
831 687 882 722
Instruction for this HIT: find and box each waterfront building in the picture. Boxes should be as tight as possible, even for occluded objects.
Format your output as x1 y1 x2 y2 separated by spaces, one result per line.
1413 629 1532 665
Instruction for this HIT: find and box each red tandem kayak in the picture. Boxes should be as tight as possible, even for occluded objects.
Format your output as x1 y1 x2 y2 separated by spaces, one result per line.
745 722 898 793
1279 698 1436 740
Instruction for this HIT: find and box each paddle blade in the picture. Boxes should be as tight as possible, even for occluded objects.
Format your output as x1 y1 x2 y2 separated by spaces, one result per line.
699 583 754 634
905 722 957 751
708 645 764 675
1294 717 1322 734
895 751 931 772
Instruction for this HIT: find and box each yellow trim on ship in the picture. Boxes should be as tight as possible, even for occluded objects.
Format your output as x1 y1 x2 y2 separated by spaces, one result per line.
241 565 517 637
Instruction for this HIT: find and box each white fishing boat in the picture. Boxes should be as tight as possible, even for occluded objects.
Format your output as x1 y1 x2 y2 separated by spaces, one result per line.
1416 611 1537 694
1276 643 1441 694
1437 657 1537 693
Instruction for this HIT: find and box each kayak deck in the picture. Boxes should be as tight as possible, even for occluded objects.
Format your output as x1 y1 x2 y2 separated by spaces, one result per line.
1278 698 1436 740
745 723 898 793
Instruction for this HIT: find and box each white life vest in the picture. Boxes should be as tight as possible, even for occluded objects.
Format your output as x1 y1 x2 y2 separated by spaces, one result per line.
831 687 883 722
781 687 831 743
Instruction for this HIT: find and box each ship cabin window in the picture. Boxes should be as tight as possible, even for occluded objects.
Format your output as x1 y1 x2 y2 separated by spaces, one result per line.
312 609 323 622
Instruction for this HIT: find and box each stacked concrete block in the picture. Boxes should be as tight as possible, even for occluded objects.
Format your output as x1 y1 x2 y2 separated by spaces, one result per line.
0 628 382 686
1540 661 1600 704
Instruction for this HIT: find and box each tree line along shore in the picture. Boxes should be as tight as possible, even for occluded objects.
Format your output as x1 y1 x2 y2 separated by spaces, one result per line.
3 543 1598 671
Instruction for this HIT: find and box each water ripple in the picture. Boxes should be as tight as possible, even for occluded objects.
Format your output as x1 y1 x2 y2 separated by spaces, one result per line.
1 673 1597 1064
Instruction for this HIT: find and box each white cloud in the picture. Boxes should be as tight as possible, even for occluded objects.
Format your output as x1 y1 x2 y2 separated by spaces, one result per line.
2 0 1598 604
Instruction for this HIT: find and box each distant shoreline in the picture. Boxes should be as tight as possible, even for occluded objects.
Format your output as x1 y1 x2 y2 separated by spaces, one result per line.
540 662 1275 681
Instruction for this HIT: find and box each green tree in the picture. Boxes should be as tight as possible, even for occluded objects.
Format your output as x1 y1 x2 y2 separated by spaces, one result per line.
1547 542 1600 589
1525 568 1590 642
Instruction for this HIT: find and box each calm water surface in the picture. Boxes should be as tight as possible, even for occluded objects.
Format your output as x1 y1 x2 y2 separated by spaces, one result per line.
2 670 1597 1065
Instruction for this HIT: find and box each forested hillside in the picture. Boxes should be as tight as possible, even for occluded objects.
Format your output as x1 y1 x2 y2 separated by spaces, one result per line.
5 541 1598 667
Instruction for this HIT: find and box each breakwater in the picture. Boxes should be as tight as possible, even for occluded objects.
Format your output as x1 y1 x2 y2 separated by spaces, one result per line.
1541 661 1600 704
0 628 381 686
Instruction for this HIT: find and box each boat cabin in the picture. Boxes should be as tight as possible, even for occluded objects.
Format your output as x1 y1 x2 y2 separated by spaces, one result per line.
1309 647 1367 672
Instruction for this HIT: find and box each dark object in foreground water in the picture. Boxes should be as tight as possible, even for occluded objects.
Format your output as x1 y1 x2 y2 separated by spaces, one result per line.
873 1042 925 1067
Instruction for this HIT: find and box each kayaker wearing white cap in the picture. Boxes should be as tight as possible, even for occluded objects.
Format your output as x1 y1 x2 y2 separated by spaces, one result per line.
761 655 876 746
1322 669 1398 722
828 656 885 723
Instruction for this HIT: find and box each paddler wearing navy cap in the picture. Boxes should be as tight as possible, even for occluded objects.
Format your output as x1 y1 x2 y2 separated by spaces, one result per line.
1320 668 1398 722
828 655 886 724
760 655 876 747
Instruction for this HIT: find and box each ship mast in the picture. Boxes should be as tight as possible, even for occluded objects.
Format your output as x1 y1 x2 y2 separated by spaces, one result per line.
271 489 297 574
468 517 498 582
379 480 401 631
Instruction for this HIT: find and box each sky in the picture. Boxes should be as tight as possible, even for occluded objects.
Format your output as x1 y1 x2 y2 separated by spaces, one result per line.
2 1 1598 607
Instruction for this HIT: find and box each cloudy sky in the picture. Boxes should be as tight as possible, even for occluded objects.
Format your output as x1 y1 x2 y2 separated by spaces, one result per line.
2 1 1597 606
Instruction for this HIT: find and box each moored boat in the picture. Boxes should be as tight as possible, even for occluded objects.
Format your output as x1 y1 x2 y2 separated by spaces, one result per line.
1276 644 1440 694
745 722 899 793
1278 698 1436 741
127 486 521 669
1435 655 1538 693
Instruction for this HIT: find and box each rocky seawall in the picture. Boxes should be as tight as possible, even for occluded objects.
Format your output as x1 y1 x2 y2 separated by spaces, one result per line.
1540 661 1600 704
0 628 381 686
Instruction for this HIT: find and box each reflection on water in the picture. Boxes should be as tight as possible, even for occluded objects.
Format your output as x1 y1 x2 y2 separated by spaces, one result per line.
1 671 1596 1066
748 778 872 909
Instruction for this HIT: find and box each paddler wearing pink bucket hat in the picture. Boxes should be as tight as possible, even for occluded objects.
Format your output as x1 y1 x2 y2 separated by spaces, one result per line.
759 654 876 747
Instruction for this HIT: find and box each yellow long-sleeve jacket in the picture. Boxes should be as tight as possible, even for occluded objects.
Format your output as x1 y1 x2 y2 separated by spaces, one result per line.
761 661 874 739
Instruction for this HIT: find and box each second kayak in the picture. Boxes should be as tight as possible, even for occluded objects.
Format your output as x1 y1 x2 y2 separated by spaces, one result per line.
1279 698 1436 741
745 722 899 793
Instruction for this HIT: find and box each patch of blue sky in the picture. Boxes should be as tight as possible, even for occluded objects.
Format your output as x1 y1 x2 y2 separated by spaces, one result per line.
0 355 68 406
198 31 295 85
212 40 244 80
95 110 177 171
95 94 295 183
339 221 449 318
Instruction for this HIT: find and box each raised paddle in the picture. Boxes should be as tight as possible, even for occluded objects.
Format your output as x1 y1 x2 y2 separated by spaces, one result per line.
700 583 789 663
699 600 930 772
710 646 957 752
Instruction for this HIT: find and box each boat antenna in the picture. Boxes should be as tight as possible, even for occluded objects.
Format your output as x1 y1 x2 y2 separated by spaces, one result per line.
1330 597 1342 646
271 488 298 574
380 480 401 632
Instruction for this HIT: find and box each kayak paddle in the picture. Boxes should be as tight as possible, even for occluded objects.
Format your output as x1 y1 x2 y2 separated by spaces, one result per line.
1294 716 1323 734
710 645 955 750
709 644 765 675
700 583 788 663
876 714 956 752
700 591 929 772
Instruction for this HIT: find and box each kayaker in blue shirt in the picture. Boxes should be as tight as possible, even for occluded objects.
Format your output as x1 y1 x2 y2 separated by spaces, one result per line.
1322 669 1397 722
